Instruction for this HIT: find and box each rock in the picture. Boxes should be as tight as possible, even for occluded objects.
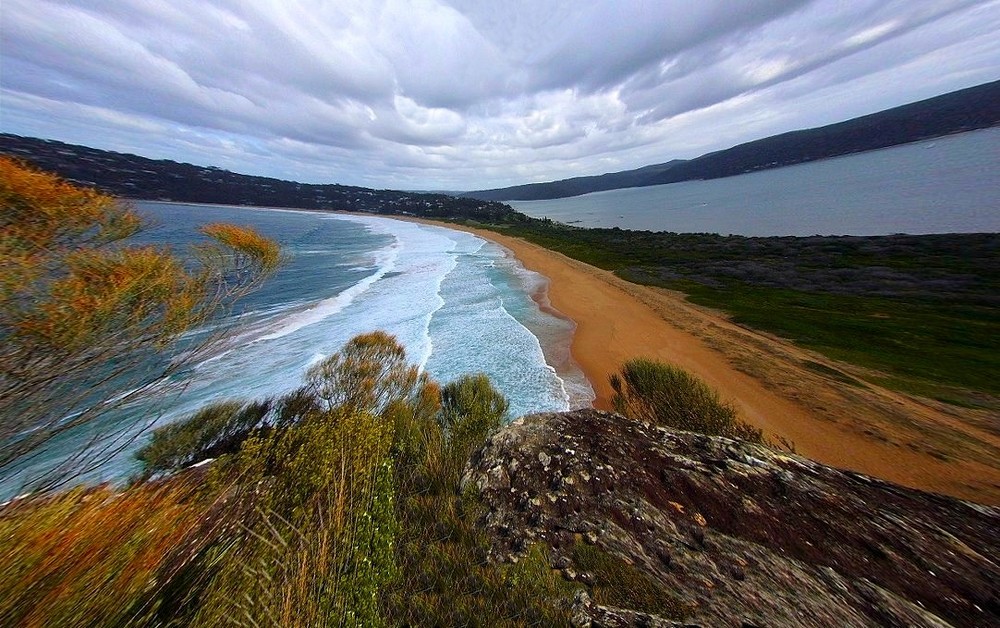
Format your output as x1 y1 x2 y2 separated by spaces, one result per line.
570 590 696 628
466 409 1000 627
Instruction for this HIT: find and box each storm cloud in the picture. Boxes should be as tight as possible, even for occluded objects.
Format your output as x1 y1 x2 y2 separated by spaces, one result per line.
1 0 997 189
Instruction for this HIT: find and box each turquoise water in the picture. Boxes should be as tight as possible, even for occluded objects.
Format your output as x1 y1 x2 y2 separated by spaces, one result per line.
511 128 1000 236
1 205 592 498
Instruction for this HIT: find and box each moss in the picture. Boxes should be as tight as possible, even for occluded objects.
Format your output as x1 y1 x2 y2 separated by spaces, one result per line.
571 543 688 619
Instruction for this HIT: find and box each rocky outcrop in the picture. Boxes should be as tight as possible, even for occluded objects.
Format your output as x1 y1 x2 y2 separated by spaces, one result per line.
463 409 1000 627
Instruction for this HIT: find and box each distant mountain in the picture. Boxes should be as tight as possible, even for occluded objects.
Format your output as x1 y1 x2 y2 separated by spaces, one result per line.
463 79 1000 201
0 134 522 222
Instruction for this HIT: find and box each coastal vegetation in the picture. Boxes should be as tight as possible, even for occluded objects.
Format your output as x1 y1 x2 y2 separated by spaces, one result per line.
611 359 764 444
0 157 280 490
0 332 578 626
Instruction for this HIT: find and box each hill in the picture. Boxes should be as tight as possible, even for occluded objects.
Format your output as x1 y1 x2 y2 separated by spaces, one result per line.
0 133 523 222
463 79 1000 201
461 160 683 202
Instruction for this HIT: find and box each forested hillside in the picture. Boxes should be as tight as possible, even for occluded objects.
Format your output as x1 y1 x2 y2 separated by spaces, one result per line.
0 134 522 222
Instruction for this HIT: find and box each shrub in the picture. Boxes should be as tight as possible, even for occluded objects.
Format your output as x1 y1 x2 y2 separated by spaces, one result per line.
440 373 509 446
0 157 280 490
135 385 323 477
135 399 271 476
610 358 764 443
439 373 509 477
172 333 425 627
305 330 423 418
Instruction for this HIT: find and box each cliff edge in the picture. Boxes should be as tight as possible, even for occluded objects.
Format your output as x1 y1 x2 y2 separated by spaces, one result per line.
463 409 999 627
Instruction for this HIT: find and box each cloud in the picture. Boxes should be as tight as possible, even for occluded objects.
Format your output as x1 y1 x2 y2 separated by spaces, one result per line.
1 0 997 189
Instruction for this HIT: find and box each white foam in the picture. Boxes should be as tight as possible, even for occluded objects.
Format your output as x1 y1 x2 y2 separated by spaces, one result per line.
256 241 399 342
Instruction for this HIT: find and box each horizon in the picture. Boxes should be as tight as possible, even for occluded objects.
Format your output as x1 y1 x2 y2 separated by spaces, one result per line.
1 1 998 190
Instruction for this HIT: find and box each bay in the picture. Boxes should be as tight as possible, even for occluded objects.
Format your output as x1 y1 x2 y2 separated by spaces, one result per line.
511 128 1000 236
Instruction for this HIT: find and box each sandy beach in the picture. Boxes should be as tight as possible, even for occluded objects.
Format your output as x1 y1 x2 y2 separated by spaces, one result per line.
426 221 1000 505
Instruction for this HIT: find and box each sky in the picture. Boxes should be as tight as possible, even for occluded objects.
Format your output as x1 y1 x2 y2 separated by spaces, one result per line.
1 1 998 190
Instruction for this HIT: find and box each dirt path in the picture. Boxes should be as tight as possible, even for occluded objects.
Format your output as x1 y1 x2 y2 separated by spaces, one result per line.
428 222 1000 505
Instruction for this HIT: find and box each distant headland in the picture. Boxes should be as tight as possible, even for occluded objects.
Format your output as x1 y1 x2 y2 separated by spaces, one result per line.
460 79 1000 201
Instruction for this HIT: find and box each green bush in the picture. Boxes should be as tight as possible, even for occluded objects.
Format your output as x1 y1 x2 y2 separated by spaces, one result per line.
440 373 509 468
135 399 271 475
135 384 324 477
305 330 423 417
16 331 577 626
441 374 509 438
610 358 764 443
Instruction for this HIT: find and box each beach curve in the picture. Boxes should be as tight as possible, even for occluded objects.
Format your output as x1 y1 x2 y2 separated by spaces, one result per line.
416 219 1000 505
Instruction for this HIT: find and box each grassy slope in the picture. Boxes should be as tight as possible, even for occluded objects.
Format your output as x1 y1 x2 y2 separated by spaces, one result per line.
671 281 999 403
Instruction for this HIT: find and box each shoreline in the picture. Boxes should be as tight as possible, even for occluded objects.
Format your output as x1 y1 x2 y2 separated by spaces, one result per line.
417 219 1000 505
518 273 596 410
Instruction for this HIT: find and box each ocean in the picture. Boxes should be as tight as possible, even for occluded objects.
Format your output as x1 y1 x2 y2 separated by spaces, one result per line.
510 128 1000 236
0 205 593 499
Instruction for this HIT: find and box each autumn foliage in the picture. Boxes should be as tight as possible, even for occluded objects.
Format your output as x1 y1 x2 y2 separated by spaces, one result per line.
0 157 280 489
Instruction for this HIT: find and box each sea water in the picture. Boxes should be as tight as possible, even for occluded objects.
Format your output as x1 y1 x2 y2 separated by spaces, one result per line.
511 128 1000 236
0 204 592 499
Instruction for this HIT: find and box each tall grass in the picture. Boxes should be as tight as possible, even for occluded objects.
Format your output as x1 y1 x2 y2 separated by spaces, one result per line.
0 475 222 626
181 410 399 627
386 373 575 625
611 358 765 443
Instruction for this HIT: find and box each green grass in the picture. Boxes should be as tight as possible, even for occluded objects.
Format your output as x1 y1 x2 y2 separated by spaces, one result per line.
387 487 577 626
669 280 1000 401
571 543 687 619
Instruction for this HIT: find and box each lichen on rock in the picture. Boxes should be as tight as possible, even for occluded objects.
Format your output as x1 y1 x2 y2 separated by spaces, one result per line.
463 409 1000 627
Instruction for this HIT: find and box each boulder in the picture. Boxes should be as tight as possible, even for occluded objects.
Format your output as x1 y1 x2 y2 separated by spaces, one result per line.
463 409 999 627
